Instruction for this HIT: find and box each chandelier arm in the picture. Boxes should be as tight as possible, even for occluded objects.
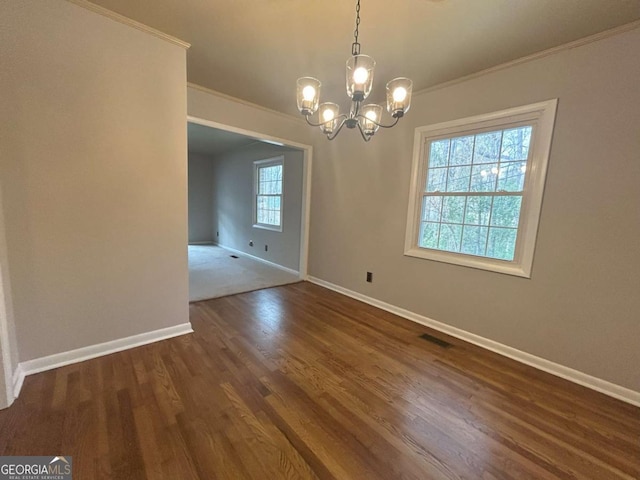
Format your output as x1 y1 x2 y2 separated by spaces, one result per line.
304 113 348 128
356 120 373 142
326 117 349 141
355 114 401 129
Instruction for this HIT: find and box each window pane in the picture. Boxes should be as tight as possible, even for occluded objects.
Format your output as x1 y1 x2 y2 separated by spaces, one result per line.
429 139 450 168
422 196 442 222
461 226 489 256
438 224 462 252
487 227 517 260
427 167 447 192
446 166 471 192
419 222 440 249
501 126 532 162
497 162 526 192
470 164 498 192
464 196 492 225
441 196 465 224
257 195 282 226
450 136 474 166
258 165 283 195
473 131 501 164
273 169 283 193
491 195 522 228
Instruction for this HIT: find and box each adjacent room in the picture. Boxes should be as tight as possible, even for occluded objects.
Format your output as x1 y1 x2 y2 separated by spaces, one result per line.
1 0 639 479
187 122 306 301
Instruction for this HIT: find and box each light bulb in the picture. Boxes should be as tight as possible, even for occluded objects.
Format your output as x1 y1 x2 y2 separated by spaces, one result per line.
322 109 335 122
520 165 527 173
302 85 316 101
480 170 487 178
392 87 407 103
491 167 499 174
365 110 377 121
353 67 369 84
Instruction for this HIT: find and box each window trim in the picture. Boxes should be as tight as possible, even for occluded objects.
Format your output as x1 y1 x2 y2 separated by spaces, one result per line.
253 156 284 232
404 99 558 278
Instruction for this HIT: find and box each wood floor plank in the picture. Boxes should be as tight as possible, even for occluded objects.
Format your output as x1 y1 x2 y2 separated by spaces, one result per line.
0 282 637 479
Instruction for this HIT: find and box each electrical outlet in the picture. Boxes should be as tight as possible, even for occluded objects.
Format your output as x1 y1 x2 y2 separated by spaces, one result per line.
265 245 268 252
249 240 254 247
366 272 373 283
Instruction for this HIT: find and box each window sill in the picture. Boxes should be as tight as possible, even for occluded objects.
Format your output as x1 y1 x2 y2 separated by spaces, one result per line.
403 247 531 278
253 223 282 232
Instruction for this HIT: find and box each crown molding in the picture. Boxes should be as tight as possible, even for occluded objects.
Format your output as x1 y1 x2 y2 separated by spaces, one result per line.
415 20 640 98
65 0 190 49
187 82 306 124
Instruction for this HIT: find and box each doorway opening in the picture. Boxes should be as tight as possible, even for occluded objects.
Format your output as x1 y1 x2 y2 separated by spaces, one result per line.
187 116 311 302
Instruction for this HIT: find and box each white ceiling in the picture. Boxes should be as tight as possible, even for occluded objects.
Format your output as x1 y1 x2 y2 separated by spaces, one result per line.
187 123 257 157
90 0 640 116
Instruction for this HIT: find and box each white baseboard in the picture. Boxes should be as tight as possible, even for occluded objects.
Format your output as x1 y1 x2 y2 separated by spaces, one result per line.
218 244 302 278
12 364 25 401
307 276 640 407
188 241 215 245
16 323 194 387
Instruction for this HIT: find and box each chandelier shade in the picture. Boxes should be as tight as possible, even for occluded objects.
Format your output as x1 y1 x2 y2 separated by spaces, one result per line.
386 77 413 117
318 102 340 134
296 77 321 116
361 104 383 136
296 0 412 141
346 55 375 101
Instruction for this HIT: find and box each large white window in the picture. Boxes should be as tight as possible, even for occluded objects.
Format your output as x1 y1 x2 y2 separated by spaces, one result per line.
254 157 284 231
405 100 557 277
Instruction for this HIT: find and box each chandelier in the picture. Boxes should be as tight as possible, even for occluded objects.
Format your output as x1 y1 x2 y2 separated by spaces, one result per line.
296 0 412 141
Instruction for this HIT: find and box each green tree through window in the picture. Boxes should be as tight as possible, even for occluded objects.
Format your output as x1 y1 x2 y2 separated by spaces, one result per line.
418 126 531 261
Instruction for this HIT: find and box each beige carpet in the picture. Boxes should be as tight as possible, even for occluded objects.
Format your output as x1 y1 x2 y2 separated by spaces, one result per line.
188 244 300 302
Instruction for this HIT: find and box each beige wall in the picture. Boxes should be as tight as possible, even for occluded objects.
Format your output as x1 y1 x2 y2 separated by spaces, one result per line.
308 28 640 392
212 144 305 271
0 1 189 362
187 86 314 145
188 153 215 243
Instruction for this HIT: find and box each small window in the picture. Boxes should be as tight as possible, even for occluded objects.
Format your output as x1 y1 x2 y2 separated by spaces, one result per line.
405 100 557 277
254 157 284 231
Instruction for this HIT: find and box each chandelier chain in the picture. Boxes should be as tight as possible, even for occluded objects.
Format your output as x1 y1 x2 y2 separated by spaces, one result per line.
351 0 361 56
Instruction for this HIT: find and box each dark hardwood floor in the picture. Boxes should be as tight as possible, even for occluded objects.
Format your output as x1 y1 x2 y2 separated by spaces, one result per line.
0 282 638 479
